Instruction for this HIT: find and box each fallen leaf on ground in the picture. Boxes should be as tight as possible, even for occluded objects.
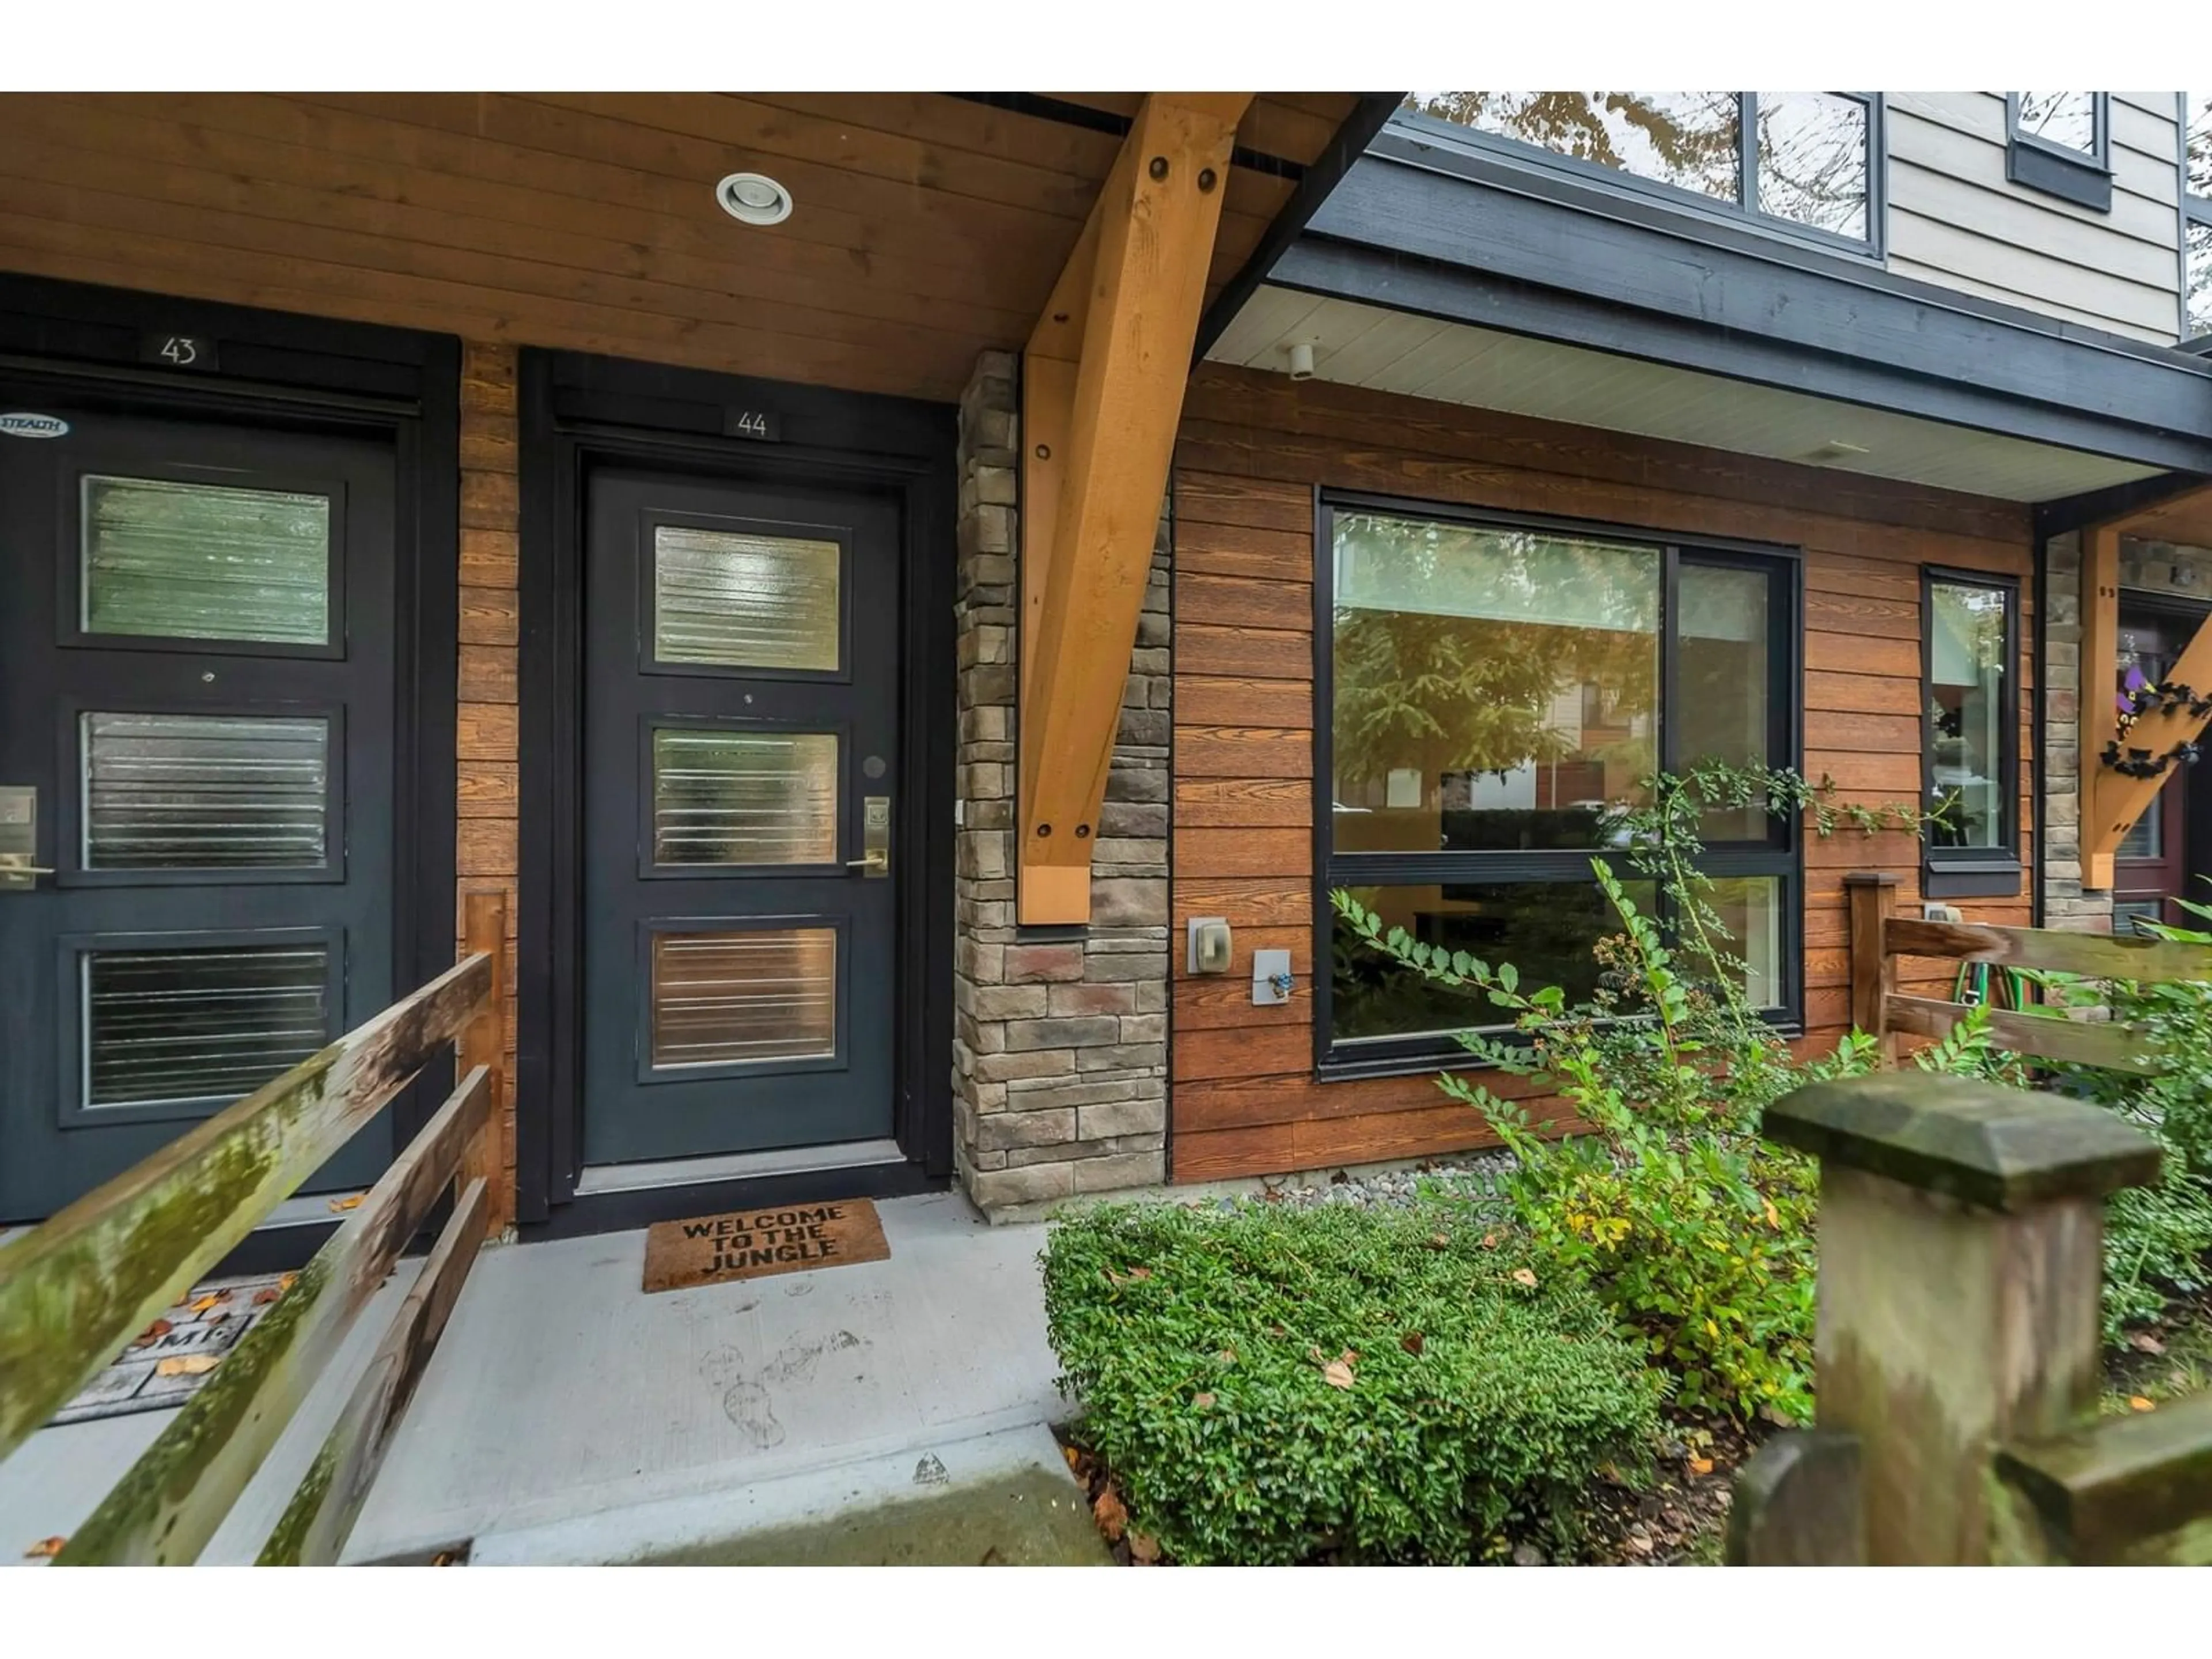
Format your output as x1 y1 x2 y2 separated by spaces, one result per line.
279 1273 297 1290
1511 1268 1539 1289
1426 1232 1450 1250
1093 1487 1128 1542
1062 1446 1082 1472
1128 1532 1161 1565
2130 1395 2157 1412
430 1551 458 1567
1401 1332 1426 1355
1321 1354 1355 1390
2131 1332 2168 1355
253 1287 282 1306
1480 1233 1499 1249
135 1319 173 1342
1125 1267 1152 1281
187 1294 219 1313
23 1537 64 1560
327 1195 363 1213
155 1355 219 1377
1687 1455 1714 1477
1194 1392 1216 1410
1762 1198 1781 1229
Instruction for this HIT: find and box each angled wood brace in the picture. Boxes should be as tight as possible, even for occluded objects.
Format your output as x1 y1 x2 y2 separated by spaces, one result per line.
2078 492 2212 892
1017 93 1252 925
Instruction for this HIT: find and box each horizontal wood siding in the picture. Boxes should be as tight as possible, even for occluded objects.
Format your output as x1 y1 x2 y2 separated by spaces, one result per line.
1884 92 2184 344
1169 365 2036 1183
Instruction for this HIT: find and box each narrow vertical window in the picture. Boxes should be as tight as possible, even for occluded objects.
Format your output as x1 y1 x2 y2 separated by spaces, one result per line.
2185 92 2211 342
1922 571 2020 896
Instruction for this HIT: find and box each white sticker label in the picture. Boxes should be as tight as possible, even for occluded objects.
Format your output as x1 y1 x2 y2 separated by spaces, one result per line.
0 412 69 439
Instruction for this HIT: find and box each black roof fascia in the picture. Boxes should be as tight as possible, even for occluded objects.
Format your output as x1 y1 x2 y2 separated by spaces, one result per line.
1271 134 2212 476
1194 92 1403 361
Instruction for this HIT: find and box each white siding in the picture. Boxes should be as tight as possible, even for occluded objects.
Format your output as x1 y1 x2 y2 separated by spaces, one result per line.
1883 92 2184 343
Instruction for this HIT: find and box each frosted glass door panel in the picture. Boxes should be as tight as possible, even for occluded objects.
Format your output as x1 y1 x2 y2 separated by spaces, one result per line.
82 476 331 645
83 711 330 869
653 525 840 672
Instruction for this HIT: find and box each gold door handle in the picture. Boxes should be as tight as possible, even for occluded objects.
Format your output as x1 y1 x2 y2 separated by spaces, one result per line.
846 852 888 876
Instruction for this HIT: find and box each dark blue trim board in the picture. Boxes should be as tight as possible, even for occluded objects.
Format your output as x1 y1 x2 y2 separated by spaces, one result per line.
1276 148 2212 477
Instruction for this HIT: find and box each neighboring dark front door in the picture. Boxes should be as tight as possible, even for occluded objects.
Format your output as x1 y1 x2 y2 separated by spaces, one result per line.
2115 598 2211 933
0 396 397 1221
582 468 901 1166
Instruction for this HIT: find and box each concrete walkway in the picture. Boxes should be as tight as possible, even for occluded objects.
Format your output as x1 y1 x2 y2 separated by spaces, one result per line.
1 1190 1078 1564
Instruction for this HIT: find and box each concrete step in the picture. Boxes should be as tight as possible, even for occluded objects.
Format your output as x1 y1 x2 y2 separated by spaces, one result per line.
464 1423 1108 1566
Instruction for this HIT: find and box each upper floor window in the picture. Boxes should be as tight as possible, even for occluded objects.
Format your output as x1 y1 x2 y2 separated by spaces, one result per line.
2005 92 2112 210
2186 92 2211 342
1402 92 1877 248
2013 92 2104 158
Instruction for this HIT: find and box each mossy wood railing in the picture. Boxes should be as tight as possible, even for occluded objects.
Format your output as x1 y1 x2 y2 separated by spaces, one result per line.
1846 872 2212 1071
1728 1073 2212 1565
0 889 509 1566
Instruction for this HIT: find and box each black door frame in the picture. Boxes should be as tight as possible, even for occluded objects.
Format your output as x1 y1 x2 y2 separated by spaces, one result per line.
516 349 956 1234
0 272 461 1259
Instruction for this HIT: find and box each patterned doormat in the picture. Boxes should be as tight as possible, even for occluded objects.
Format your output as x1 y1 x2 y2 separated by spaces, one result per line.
52 1273 292 1426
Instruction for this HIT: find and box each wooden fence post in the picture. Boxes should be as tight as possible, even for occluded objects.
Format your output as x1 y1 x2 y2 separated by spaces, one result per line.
459 888 509 1235
1733 1074 2160 1564
1844 872 1898 1066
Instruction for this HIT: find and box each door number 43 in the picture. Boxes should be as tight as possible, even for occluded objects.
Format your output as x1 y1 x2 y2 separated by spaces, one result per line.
141 332 221 372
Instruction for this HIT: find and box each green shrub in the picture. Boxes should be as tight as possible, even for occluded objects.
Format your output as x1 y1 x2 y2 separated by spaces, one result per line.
1040 1199 1661 1565
1335 763 1986 1424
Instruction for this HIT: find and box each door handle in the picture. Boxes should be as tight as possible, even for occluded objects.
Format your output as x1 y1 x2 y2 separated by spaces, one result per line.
850 794 891 878
0 852 54 891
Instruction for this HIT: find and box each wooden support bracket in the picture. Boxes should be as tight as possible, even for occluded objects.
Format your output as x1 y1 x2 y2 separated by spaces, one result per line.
2079 488 2212 892
1017 92 1253 925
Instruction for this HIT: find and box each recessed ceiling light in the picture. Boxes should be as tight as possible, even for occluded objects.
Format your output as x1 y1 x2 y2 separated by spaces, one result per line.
715 172 793 226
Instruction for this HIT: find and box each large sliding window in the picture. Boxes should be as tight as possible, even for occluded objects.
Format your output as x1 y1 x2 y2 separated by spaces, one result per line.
1400 92 1881 251
1318 497 1799 1069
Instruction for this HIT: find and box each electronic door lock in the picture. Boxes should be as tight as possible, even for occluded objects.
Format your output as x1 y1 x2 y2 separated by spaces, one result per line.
848 794 891 878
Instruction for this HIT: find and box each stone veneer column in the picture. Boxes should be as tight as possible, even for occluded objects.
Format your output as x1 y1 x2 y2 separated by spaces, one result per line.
951 351 1172 1215
2041 531 2212 935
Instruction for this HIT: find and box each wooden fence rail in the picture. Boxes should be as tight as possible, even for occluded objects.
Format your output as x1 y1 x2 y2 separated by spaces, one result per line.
1729 1073 2212 1565
1844 871 2212 1072
0 889 509 1566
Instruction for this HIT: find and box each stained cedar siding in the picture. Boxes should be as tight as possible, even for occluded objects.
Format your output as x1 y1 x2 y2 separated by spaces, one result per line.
1168 365 2036 1184
0 92 1304 403
456 343 522 1230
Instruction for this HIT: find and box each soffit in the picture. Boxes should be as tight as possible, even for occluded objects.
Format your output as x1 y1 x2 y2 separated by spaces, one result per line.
0 93 1357 404
1209 283 2166 502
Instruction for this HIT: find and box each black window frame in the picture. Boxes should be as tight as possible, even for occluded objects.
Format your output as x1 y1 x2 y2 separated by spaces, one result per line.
1921 566 2023 900
1392 92 1887 260
2006 92 2113 212
1313 490 1804 1078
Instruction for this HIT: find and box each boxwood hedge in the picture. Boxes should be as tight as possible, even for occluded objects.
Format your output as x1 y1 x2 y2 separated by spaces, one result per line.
1042 1198 1661 1565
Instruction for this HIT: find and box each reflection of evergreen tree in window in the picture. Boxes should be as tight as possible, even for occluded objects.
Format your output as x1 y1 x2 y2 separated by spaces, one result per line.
1331 518 1657 800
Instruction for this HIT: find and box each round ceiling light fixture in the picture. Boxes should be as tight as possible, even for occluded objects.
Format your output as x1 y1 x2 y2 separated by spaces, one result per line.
715 171 793 226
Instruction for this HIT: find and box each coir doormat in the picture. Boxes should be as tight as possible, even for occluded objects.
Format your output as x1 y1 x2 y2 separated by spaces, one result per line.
643 1199 890 1294
53 1273 292 1426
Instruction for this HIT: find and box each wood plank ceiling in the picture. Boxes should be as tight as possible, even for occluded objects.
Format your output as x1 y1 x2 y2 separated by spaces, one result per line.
0 92 1358 402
